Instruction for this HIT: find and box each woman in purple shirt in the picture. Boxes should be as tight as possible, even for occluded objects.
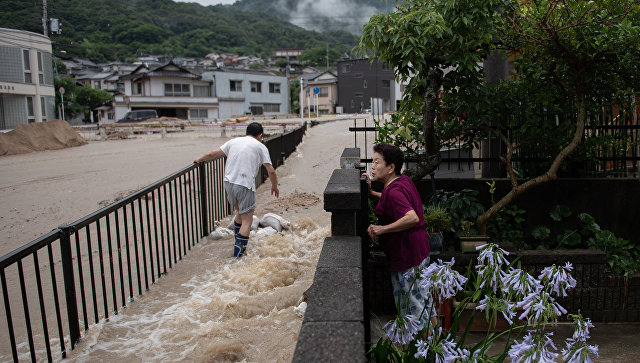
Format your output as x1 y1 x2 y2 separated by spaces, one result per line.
363 143 437 331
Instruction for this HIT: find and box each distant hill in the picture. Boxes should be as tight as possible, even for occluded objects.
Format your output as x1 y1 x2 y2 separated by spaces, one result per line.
0 0 361 62
232 0 394 34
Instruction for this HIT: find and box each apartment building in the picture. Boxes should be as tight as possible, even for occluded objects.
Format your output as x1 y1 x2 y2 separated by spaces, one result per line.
0 28 56 129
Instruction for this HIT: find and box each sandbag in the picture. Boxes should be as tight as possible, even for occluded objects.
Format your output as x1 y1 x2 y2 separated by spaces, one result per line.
259 213 290 232
252 226 278 239
208 228 234 240
226 215 260 231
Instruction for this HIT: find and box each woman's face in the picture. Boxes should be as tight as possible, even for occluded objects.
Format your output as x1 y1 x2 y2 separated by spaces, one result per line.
371 152 396 183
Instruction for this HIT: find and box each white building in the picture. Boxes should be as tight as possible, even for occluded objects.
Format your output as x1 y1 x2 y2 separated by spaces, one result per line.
0 28 56 129
112 61 218 122
202 69 289 119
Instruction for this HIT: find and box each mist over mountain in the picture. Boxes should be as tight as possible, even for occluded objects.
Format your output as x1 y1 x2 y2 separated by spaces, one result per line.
232 0 394 34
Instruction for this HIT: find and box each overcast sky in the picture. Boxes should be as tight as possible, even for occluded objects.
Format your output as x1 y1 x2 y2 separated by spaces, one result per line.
173 0 236 6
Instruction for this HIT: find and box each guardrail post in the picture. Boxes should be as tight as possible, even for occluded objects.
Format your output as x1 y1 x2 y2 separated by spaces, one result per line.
198 163 209 237
59 226 81 349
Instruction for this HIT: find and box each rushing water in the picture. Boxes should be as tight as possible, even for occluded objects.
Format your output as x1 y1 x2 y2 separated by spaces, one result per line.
64 217 327 362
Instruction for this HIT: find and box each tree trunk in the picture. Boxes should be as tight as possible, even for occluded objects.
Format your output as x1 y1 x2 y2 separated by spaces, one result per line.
476 94 587 235
404 70 442 181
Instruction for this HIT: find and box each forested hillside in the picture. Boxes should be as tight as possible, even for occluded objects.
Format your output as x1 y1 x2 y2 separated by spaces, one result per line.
0 0 360 62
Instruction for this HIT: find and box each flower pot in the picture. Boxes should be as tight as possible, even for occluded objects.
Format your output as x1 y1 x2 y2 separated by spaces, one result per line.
459 235 490 253
428 231 445 255
452 300 525 332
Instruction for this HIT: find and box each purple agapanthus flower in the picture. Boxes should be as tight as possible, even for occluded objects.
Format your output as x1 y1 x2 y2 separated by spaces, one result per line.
508 331 559 362
384 314 420 345
417 258 468 302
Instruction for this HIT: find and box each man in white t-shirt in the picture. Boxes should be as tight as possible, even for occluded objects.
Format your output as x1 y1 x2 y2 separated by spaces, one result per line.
194 122 279 257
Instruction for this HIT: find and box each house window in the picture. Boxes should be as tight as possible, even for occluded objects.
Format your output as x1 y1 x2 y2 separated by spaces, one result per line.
194 85 210 97
133 81 143 95
355 92 363 97
165 83 190 96
382 80 391 88
93 80 101 89
189 109 208 119
108 112 114 120
230 80 242 92
250 82 262 93
269 83 281 94
350 99 355 108
250 105 263 115
40 96 47 121
354 73 363 79
263 103 280 113
382 62 391 70
23 49 32 83
363 80 367 89
341 64 350 73
37 51 44 84
319 87 328 97
26 96 35 123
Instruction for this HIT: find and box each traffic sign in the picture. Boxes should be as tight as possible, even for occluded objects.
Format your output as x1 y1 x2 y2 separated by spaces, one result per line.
59 87 65 95
313 87 319 94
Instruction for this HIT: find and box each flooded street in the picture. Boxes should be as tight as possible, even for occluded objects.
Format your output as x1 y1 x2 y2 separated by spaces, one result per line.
36 117 372 362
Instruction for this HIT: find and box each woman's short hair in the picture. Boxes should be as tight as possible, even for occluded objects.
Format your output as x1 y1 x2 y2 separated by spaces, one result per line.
373 143 403 175
246 122 264 137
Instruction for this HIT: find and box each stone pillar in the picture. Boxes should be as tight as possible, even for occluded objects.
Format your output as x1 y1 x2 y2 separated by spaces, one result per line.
323 168 361 236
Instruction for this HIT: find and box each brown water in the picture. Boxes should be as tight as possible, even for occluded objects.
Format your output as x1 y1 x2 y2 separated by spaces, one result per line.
0 117 378 362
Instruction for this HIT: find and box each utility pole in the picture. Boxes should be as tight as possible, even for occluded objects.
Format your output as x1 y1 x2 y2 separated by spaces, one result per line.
42 0 48 36
326 44 329 71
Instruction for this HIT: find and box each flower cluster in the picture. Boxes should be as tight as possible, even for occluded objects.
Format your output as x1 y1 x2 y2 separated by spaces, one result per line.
371 243 599 363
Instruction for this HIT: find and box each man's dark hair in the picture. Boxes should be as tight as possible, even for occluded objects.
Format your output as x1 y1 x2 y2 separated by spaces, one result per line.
246 122 264 137
373 143 403 175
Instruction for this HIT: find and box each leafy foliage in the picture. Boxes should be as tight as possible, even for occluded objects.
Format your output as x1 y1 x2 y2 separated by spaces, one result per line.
487 205 526 248
54 76 112 121
0 0 360 62
434 189 485 237
531 206 640 276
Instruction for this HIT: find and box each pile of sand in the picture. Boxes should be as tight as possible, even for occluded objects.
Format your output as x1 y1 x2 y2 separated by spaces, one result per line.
0 119 87 156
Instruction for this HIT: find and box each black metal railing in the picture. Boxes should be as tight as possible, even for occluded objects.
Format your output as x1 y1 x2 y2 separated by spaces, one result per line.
0 123 307 362
351 104 640 178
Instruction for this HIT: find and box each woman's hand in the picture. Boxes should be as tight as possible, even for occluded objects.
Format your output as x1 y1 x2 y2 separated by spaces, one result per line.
361 172 373 195
368 224 385 241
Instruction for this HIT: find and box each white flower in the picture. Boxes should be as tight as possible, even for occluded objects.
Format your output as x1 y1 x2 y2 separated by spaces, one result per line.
561 339 599 363
517 291 567 323
508 331 559 362
501 267 543 300
476 295 517 325
476 243 509 267
539 263 577 297
417 258 468 302
384 314 420 345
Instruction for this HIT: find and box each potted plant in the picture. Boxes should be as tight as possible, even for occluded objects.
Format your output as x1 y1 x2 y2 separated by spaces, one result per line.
423 204 451 255
459 220 490 253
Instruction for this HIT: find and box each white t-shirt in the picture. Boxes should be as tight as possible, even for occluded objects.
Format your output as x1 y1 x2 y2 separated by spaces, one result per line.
220 136 272 191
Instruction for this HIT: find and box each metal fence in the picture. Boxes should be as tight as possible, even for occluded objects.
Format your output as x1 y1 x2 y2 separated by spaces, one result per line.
0 123 307 362
351 104 640 178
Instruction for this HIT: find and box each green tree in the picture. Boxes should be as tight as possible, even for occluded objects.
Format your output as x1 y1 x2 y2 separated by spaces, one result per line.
75 87 113 121
298 45 341 68
360 0 640 234
359 0 506 180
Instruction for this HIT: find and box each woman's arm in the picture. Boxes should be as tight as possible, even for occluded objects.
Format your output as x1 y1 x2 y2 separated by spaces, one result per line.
367 209 419 241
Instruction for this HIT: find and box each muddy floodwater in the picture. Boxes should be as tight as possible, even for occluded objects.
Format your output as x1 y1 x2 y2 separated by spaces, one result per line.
1 117 378 362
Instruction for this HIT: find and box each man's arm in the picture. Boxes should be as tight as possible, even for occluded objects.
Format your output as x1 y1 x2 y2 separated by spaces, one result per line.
194 148 225 163
264 163 279 197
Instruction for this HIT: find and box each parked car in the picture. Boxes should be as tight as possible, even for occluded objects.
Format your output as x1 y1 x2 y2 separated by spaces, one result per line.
116 110 158 123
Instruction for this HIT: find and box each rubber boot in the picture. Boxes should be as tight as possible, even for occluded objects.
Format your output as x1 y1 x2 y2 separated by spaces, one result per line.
234 233 248 258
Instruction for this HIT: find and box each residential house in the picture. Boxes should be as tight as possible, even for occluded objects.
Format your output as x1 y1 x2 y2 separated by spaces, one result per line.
337 58 395 114
0 27 56 129
299 71 338 115
202 68 289 119
112 61 218 122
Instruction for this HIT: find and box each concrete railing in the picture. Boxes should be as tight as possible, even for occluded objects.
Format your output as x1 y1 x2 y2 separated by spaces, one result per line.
292 148 368 362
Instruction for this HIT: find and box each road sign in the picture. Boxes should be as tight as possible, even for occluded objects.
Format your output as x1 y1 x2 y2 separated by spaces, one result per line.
313 87 319 94
59 87 65 95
